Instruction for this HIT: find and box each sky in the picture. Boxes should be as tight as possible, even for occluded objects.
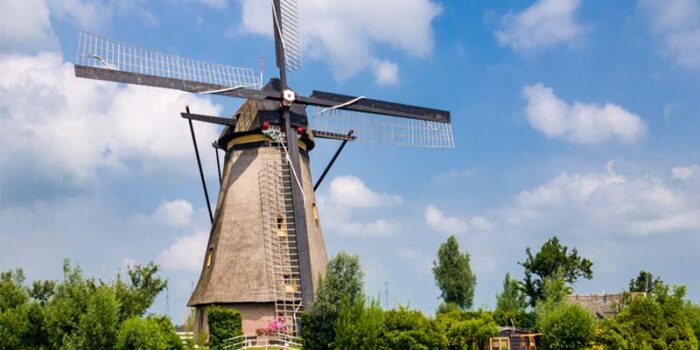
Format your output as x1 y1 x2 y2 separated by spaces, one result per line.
1 0 700 323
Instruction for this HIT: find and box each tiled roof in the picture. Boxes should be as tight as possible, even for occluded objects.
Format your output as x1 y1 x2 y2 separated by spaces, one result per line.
566 293 628 318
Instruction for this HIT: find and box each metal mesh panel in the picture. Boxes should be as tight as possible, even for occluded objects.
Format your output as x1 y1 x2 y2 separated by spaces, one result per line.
76 32 262 89
280 0 302 71
309 108 455 148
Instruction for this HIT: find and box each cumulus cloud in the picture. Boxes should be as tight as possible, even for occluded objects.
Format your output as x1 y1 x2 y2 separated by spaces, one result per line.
640 0 700 70
496 161 700 236
425 205 468 235
157 231 208 271
0 0 57 53
237 0 441 81
318 176 402 237
0 52 222 187
522 83 646 144
150 200 194 228
495 0 584 52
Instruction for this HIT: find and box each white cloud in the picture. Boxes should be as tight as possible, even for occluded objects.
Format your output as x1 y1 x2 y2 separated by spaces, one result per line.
372 60 399 86
496 161 700 236
395 246 422 261
0 52 222 186
157 231 208 271
522 83 646 144
640 0 700 70
425 205 468 235
318 176 402 237
671 165 699 180
237 0 441 81
0 0 57 53
328 175 402 208
495 0 584 52
151 200 194 228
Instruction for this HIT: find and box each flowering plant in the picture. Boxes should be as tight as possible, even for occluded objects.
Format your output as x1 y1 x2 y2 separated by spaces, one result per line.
255 316 288 336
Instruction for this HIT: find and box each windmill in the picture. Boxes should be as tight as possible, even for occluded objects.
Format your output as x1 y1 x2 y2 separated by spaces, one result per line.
73 0 453 338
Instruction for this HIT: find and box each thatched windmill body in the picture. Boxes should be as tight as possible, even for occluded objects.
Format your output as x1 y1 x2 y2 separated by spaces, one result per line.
73 0 453 337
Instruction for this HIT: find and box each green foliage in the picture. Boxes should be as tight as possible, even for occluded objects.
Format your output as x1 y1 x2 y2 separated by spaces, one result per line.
494 273 528 326
538 302 595 350
685 303 700 349
435 310 498 350
72 285 121 350
116 317 168 350
629 271 664 295
0 259 172 350
0 269 29 312
432 235 477 310
380 306 446 350
334 299 384 350
520 236 593 307
114 262 167 322
150 315 185 350
207 306 242 349
595 291 699 350
301 252 365 350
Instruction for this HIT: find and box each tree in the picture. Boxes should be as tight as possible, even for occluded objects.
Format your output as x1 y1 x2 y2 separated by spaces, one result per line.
72 285 121 350
445 314 499 350
538 302 595 350
520 236 593 306
114 262 167 321
300 252 365 349
116 317 168 350
432 235 477 310
334 299 384 350
629 270 664 294
494 273 528 326
380 306 446 350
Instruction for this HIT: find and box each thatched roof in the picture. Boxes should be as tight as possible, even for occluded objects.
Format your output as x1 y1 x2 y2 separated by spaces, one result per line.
566 293 633 318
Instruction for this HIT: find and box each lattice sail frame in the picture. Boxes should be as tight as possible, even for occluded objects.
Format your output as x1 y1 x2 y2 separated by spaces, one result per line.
280 0 302 71
76 32 262 89
309 108 455 148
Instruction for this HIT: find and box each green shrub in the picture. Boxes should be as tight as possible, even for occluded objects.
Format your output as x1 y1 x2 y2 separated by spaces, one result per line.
334 299 384 350
538 302 595 350
207 305 242 349
444 313 498 350
116 317 168 350
381 307 445 350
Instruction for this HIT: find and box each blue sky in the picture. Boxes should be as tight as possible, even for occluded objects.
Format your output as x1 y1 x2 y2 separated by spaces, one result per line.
1 0 700 323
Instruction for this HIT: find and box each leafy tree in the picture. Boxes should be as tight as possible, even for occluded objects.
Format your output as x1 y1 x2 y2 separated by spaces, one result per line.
72 285 121 350
494 273 528 326
116 317 168 350
150 315 185 350
30 280 56 306
334 298 384 350
596 287 698 350
380 306 446 350
207 306 242 349
114 262 167 322
520 236 593 306
0 269 29 312
434 310 498 350
432 235 477 310
537 302 595 350
300 252 365 349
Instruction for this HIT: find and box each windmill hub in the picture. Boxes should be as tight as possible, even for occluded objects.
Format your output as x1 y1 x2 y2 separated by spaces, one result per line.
282 89 296 107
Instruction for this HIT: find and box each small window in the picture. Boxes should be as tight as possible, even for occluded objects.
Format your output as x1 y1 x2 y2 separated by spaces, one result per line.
206 248 213 268
312 203 319 225
276 217 286 237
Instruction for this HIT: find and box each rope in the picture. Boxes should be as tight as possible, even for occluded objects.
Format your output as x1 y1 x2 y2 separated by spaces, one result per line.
196 85 244 95
319 96 366 114
275 133 307 204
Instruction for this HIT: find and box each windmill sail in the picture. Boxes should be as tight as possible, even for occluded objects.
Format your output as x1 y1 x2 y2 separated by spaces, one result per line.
279 0 302 71
75 32 262 91
309 107 454 148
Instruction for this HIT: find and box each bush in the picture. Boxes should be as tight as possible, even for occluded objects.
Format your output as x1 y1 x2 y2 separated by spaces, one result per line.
444 313 499 350
334 299 384 350
207 306 242 349
381 306 446 350
116 317 168 350
538 302 595 350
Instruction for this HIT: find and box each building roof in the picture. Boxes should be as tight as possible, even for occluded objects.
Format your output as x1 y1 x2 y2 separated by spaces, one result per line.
566 293 633 318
